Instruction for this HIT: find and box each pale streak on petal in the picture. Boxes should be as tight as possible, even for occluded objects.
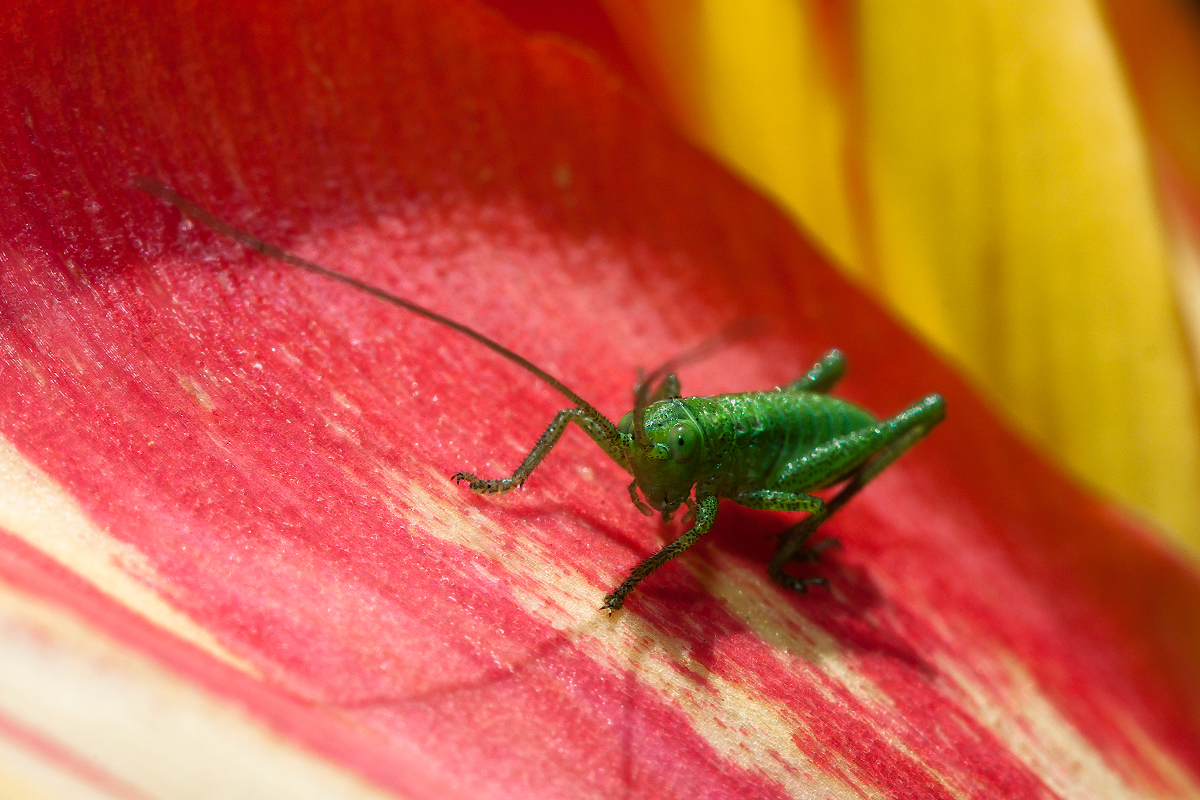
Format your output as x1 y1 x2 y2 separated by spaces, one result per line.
0 742 111 800
699 547 1199 799
0 581 395 800
395 469 865 799
1164 191 1200 386
399 465 1199 798
0 435 256 676
937 653 1196 800
692 553 964 798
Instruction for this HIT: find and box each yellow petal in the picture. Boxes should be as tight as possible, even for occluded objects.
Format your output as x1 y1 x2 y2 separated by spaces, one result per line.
606 0 1200 552
1103 0 1200 432
606 0 863 273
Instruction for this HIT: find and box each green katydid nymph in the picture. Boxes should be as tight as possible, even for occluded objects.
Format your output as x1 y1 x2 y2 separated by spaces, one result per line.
139 178 946 615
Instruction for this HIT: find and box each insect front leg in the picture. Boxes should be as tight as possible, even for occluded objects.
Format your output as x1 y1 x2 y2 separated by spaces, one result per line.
453 408 629 494
602 493 720 615
769 393 945 591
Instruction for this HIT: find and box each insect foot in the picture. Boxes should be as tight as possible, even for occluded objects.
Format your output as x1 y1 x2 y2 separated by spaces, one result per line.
451 473 516 494
768 536 839 594
771 573 830 593
600 592 625 617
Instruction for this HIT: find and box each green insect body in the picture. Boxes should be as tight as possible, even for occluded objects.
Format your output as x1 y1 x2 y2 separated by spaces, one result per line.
139 178 946 616
627 390 880 512
455 348 944 613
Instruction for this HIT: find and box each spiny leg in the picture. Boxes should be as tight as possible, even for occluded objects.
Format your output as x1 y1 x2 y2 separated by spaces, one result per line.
454 407 629 494
785 349 846 394
769 394 945 591
602 494 720 614
733 490 825 515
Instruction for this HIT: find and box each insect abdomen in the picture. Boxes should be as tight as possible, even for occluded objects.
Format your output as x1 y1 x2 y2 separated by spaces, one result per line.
683 392 876 494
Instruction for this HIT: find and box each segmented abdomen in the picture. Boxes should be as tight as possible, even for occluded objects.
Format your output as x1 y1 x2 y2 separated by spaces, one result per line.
681 391 876 495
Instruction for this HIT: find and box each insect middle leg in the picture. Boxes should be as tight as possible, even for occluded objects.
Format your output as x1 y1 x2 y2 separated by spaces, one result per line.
769 393 945 591
733 490 825 515
453 408 629 494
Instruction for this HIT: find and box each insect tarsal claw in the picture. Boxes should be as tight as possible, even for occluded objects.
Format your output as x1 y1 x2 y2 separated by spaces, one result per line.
451 472 504 494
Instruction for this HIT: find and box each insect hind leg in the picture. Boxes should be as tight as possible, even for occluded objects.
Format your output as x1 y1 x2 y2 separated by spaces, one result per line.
785 349 846 394
769 393 945 592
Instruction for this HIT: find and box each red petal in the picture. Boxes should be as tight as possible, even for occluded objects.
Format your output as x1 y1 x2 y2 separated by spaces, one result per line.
1 1 1198 797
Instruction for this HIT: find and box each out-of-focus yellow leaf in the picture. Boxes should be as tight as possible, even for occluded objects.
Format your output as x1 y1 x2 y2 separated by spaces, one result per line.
1103 0 1200 395
604 0 862 272
605 0 1200 553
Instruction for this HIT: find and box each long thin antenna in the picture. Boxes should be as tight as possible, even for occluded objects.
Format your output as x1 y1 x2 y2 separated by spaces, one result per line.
135 177 619 444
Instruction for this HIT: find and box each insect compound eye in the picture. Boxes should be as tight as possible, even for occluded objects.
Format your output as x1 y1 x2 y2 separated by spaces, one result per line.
668 422 698 462
617 411 634 435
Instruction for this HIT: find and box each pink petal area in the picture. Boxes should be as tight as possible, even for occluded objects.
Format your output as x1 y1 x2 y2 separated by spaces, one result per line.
1 1 1199 797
